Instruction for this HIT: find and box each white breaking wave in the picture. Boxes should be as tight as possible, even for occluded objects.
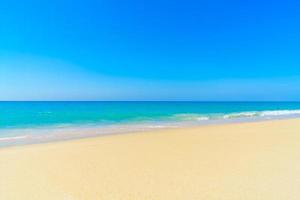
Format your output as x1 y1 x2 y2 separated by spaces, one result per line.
223 110 300 120
0 135 28 141
172 109 300 121
223 112 259 119
260 110 300 117
172 114 210 121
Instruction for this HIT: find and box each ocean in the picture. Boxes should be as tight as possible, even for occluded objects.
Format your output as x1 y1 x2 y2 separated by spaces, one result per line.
1 101 300 146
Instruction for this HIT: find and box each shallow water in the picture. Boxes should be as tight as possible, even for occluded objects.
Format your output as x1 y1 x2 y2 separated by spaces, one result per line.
1 101 300 146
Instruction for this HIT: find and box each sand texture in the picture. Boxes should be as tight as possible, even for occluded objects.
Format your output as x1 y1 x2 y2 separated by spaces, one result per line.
1 119 300 199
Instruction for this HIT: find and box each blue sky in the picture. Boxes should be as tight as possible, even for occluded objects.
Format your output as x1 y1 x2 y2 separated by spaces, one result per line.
1 0 300 101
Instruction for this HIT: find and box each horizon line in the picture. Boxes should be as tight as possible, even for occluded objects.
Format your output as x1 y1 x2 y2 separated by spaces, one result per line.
1 100 300 103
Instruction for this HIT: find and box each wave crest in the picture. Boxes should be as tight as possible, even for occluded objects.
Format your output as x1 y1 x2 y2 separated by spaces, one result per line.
171 109 300 122
172 114 210 121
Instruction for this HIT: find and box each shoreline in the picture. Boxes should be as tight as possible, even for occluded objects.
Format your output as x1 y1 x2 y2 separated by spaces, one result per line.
1 118 300 199
1 115 300 148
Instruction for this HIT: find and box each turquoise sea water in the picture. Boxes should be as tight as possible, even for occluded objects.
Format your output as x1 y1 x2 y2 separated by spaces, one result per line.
1 101 300 146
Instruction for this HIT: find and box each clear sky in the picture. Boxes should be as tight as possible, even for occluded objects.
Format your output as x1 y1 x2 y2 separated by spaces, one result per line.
1 0 300 101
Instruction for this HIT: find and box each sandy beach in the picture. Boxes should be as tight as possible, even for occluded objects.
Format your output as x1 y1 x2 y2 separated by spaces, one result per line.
1 118 300 199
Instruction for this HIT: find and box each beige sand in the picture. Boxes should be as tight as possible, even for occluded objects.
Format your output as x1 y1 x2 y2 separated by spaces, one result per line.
1 119 300 200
